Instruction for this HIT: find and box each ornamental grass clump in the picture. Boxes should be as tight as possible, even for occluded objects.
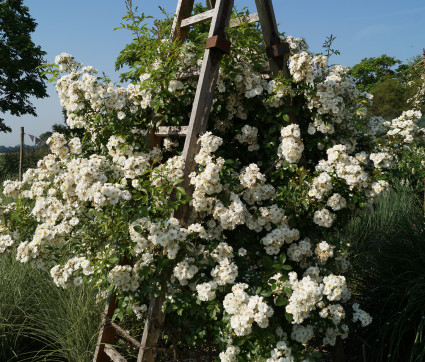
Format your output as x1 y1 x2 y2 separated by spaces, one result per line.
0 4 424 360
343 185 425 362
0 253 103 361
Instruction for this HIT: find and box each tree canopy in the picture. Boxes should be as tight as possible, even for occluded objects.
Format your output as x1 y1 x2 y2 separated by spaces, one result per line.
0 0 47 133
349 54 402 93
350 54 425 119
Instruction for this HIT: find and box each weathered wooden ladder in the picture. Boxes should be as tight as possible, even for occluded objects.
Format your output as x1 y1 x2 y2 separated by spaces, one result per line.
94 1 290 361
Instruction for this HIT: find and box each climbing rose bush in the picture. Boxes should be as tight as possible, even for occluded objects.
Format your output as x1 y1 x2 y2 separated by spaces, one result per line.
1 10 424 360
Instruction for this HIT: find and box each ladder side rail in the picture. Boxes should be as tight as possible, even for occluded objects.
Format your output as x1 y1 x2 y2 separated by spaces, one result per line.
255 0 289 77
140 1 234 360
93 295 119 362
206 0 216 10
255 0 297 125
171 0 196 42
137 292 167 362
175 0 234 223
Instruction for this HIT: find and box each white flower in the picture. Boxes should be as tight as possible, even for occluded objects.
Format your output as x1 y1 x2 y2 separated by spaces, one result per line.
73 276 83 286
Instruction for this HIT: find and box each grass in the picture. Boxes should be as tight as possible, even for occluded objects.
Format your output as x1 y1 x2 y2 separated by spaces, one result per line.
342 184 425 362
0 253 104 361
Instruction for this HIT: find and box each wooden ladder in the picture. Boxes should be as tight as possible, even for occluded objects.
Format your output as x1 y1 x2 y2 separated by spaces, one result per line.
93 1 290 361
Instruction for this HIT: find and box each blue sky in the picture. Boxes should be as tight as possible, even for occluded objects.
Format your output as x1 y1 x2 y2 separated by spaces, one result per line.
1 0 424 146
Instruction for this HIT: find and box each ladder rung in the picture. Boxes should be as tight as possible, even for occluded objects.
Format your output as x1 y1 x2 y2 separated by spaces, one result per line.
155 126 188 137
104 345 127 362
180 9 215 28
229 13 260 28
176 68 200 80
108 319 141 348
180 11 259 30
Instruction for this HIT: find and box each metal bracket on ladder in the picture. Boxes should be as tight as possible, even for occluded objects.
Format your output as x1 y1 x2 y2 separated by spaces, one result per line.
94 1 290 361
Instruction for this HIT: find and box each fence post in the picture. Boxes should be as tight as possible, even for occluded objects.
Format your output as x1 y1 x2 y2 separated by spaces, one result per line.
19 127 24 181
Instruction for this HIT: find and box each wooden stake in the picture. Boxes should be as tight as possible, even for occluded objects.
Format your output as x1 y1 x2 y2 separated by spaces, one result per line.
19 127 24 181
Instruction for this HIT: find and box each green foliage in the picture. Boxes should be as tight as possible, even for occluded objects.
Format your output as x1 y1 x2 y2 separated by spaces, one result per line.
368 78 408 119
349 54 402 93
320 34 340 59
0 147 49 179
343 185 425 362
0 253 103 361
350 54 425 119
0 0 48 132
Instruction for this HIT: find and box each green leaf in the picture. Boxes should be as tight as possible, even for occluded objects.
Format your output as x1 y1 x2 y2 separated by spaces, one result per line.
133 225 143 233
261 290 272 297
109 256 119 264
262 256 273 269
176 186 186 195
285 312 293 323
275 297 288 307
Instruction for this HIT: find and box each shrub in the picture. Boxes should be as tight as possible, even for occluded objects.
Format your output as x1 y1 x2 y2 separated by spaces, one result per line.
0 4 424 360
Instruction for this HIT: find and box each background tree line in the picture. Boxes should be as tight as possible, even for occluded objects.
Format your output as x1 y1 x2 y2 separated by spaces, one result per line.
349 53 425 120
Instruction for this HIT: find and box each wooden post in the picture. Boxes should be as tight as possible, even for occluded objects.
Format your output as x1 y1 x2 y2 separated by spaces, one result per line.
422 50 425 215
19 127 24 181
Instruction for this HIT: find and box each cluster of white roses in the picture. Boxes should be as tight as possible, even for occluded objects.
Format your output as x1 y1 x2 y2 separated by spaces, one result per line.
284 270 354 346
385 109 423 143
108 265 140 292
308 172 333 200
267 340 296 362
277 124 304 164
235 124 260 151
223 283 274 336
352 303 373 327
307 65 360 136
369 152 392 169
316 145 369 191
50 256 93 288
287 238 311 265
0 234 14 253
218 345 240 362
130 217 187 260
173 257 198 285
55 54 153 129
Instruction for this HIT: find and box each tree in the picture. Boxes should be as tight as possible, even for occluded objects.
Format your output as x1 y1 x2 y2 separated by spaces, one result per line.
368 78 408 119
0 0 47 132
349 54 402 93
350 54 425 119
